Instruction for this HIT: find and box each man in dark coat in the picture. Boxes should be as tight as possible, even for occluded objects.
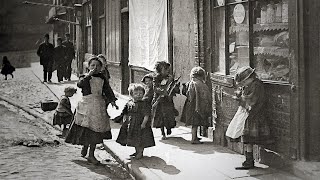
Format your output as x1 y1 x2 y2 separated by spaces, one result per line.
37 34 54 83
62 33 75 81
54 37 67 83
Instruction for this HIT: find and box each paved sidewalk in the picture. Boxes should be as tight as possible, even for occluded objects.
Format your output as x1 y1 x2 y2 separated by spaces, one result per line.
33 63 305 180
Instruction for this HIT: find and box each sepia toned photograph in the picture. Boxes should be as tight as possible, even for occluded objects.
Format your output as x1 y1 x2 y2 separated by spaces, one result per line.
0 0 317 179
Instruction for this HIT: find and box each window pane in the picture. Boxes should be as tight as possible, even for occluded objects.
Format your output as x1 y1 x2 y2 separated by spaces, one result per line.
253 0 289 82
228 3 249 75
213 7 226 74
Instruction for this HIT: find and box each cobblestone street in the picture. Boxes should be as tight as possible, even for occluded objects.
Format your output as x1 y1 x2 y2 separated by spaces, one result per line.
0 67 133 180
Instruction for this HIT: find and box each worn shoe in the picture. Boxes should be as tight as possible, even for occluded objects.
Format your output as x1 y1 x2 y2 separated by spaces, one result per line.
81 147 88 158
191 140 203 144
167 128 172 135
235 160 254 170
87 156 100 165
129 153 137 157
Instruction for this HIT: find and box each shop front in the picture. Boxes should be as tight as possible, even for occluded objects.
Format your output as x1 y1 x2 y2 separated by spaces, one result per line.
209 0 305 165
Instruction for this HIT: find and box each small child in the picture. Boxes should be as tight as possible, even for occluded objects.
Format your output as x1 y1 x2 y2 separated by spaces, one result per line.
1 56 15 80
116 83 155 159
227 66 272 170
53 86 77 137
152 61 179 140
141 73 154 105
181 67 212 144
65 57 118 165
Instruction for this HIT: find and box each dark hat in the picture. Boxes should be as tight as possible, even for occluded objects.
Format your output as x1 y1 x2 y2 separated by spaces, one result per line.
65 33 70 37
141 73 154 83
234 66 255 84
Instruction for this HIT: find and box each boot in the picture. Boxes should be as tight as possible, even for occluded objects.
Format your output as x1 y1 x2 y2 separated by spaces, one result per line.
235 152 254 170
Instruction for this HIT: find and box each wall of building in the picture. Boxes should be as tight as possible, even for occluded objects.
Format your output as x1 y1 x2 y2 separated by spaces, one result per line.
303 0 320 160
0 0 52 52
171 0 196 119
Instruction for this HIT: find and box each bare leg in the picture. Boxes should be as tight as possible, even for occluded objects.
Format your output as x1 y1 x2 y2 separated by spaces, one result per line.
88 144 99 164
191 126 202 144
5 75 7 80
135 147 143 159
161 127 167 140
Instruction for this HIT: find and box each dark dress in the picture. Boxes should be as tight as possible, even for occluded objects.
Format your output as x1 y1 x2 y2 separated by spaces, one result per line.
62 40 75 80
54 45 66 81
116 100 155 148
1 62 15 75
53 96 73 126
180 78 212 126
65 73 117 145
151 74 178 129
236 78 272 145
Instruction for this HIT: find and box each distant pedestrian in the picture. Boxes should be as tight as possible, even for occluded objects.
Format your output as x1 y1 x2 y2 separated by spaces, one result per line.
37 33 54 83
181 67 212 144
141 73 155 105
54 37 67 83
62 33 75 81
226 66 272 170
53 86 77 137
97 54 111 81
116 83 155 159
152 61 180 140
1 56 15 80
65 57 118 165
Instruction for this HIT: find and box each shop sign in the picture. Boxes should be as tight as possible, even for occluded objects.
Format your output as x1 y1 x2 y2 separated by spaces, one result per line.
233 4 246 24
217 0 224 6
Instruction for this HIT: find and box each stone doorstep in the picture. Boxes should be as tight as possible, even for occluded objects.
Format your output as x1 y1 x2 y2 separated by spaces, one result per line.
290 161 320 180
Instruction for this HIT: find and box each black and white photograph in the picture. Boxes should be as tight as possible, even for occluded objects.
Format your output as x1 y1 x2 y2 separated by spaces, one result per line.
0 0 317 179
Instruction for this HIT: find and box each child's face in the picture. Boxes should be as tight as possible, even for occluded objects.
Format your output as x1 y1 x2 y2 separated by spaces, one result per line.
144 78 153 87
88 60 102 73
160 66 170 76
241 77 254 86
132 89 144 101
65 91 75 97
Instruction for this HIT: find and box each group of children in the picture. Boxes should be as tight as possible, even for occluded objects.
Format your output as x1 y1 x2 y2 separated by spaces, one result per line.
53 55 271 170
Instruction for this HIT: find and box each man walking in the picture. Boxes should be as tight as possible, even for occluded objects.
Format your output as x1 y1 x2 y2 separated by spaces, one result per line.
37 34 54 83
62 33 75 81
54 37 67 83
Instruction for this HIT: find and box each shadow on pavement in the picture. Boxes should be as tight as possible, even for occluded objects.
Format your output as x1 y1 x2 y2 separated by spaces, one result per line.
72 159 113 177
160 136 237 155
132 156 181 175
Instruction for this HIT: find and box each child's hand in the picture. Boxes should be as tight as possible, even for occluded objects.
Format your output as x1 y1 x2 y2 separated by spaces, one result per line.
141 123 146 129
111 102 119 109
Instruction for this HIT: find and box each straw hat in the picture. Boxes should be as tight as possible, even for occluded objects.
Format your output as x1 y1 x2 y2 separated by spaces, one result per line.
234 66 255 84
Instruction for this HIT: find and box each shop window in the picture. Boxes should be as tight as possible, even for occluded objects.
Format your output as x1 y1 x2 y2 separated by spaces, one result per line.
212 0 289 82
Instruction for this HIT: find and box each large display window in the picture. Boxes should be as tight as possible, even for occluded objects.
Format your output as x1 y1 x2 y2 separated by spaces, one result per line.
213 0 289 82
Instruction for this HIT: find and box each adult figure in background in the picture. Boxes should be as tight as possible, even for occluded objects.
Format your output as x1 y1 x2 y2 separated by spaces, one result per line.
37 33 54 83
54 37 67 83
62 33 75 81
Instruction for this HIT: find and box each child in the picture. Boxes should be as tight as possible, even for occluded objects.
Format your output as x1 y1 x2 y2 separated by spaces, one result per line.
141 73 154 105
53 86 77 137
116 83 155 159
152 61 179 140
65 57 118 165
181 67 212 144
1 56 15 80
97 54 111 81
227 66 272 170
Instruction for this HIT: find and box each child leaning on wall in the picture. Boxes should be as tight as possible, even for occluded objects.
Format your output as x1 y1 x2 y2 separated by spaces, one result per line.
181 67 212 144
226 66 273 170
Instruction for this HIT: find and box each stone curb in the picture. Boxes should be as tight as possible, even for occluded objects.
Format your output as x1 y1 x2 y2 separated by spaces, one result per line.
0 95 61 132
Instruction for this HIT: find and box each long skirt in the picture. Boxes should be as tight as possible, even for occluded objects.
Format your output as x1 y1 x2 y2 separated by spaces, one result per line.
53 111 72 126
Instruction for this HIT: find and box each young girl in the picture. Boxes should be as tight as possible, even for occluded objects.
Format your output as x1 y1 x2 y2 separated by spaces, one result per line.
227 66 272 170
1 56 15 80
97 54 111 81
53 86 77 137
141 73 154 105
116 83 155 159
65 57 118 165
181 67 212 144
152 61 179 140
